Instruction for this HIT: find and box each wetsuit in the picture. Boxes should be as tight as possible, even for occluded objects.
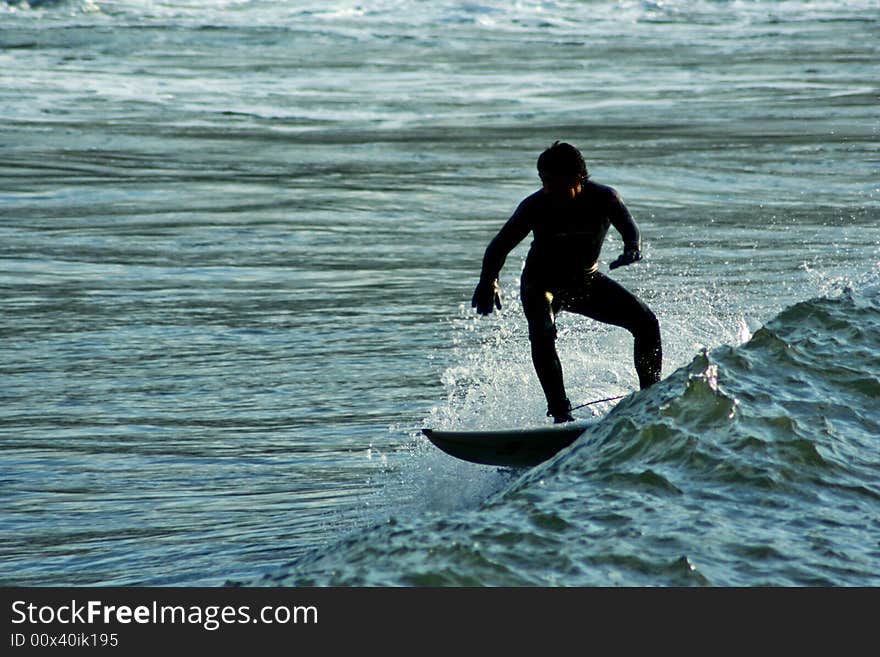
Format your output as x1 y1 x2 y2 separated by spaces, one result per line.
477 180 662 418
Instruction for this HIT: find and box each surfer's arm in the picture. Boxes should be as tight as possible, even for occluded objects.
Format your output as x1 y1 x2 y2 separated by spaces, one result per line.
472 202 532 314
480 205 532 282
607 188 643 270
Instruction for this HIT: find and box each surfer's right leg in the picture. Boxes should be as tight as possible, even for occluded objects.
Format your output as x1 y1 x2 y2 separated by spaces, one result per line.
521 285 573 422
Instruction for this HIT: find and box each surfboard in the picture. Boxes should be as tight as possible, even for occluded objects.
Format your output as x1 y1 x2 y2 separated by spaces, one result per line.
421 419 596 468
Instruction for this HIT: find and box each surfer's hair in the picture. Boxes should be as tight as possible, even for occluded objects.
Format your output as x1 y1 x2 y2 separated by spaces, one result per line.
537 141 589 181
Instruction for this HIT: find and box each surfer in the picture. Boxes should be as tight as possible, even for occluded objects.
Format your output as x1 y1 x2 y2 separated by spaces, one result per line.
471 141 662 423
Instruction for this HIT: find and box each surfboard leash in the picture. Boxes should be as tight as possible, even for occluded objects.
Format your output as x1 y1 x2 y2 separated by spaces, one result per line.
571 395 625 411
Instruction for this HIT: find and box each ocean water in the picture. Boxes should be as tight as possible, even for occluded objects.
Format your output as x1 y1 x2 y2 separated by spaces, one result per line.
0 0 878 586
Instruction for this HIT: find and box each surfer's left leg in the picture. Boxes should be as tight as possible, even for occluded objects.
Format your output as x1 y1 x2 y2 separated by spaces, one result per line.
565 272 662 389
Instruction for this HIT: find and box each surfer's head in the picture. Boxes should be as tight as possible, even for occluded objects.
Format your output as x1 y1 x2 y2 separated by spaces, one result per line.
538 141 588 200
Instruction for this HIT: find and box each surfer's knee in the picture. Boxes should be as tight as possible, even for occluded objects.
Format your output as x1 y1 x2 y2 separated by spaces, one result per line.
528 317 557 344
642 308 660 338
626 306 660 342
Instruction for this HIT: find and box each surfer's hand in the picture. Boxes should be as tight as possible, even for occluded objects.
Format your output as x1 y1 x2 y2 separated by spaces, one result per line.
609 249 642 270
471 279 502 315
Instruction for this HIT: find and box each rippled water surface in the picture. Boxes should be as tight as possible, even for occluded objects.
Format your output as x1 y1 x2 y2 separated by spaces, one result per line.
1 0 878 586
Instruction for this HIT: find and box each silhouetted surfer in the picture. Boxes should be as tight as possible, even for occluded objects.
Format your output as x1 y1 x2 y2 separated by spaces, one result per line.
471 142 662 422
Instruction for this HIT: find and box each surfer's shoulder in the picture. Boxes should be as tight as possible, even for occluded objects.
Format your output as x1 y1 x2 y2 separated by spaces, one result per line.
512 188 546 216
583 179 617 197
582 180 625 208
